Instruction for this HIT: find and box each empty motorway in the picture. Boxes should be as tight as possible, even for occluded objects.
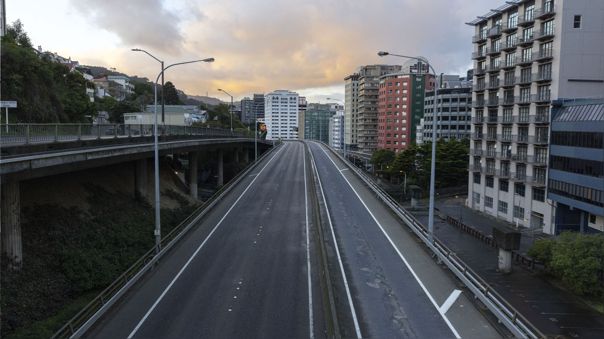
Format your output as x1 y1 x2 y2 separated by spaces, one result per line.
85 141 501 338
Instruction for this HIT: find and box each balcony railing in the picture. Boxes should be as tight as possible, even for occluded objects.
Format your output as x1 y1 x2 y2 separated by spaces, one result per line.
502 96 515 105
487 64 501 73
535 2 556 19
486 150 497 158
534 48 554 61
487 115 499 123
501 23 518 33
470 164 482 171
528 155 548 165
487 79 500 89
498 168 512 178
484 167 497 175
531 135 549 144
534 113 550 124
517 95 532 104
472 50 487 59
517 14 535 26
473 83 486 91
518 74 533 84
528 175 547 186
471 149 484 156
499 134 513 142
516 115 531 124
501 39 518 51
501 115 514 124
502 58 517 69
503 76 517 87
475 67 487 75
513 134 530 143
532 93 551 103
512 154 528 162
473 99 486 107
534 29 555 41
535 72 552 82
472 116 485 123
514 172 527 181
518 35 534 46
472 32 488 43
487 98 501 106
517 55 533 66
488 25 502 38
472 132 484 140
498 152 513 161
487 46 502 56
486 133 498 141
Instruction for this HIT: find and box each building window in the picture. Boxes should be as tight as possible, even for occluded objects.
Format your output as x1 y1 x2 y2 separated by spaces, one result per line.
498 201 508 214
500 179 509 192
513 205 524 219
590 214 597 223
473 192 481 204
485 196 494 208
486 176 494 188
473 173 481 184
533 188 545 202
515 183 525 197
573 15 582 28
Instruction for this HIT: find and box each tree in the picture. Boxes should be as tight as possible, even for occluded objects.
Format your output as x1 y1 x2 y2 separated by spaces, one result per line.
371 149 395 173
163 81 181 105
4 20 32 48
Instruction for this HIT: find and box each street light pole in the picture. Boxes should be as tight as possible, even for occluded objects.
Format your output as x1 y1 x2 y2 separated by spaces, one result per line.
378 51 438 242
132 48 214 253
217 88 233 132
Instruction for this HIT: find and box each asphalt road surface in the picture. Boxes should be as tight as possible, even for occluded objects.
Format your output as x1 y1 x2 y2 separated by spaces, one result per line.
87 142 325 338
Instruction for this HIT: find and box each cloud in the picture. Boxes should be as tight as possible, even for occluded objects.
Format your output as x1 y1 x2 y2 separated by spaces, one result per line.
69 0 190 53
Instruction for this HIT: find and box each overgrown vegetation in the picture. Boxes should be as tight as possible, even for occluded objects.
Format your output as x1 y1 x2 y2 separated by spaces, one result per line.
371 138 469 190
528 232 604 297
0 185 197 338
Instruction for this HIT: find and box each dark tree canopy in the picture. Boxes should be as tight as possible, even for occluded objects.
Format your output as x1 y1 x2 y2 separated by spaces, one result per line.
163 81 181 105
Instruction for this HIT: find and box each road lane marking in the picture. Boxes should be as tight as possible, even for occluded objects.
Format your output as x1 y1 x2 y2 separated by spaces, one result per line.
309 145 363 339
303 143 314 339
127 145 286 339
315 143 461 339
339 168 349 172
439 289 462 314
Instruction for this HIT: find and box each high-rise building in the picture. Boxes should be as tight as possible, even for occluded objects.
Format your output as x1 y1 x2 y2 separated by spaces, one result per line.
467 0 604 233
240 97 254 124
329 110 345 151
304 103 339 144
421 86 472 144
548 99 604 234
344 73 359 151
377 61 435 152
264 90 299 140
346 65 402 154
253 94 265 120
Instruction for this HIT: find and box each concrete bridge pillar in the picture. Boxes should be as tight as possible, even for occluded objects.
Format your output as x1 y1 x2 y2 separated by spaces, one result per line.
2 180 22 270
234 149 240 164
217 149 224 187
135 159 148 200
188 151 199 199
243 148 250 163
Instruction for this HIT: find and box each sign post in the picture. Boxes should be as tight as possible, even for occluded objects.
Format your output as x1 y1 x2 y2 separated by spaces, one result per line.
0 101 17 133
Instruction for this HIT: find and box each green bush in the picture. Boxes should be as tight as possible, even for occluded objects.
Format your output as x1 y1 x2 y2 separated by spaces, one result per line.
527 238 554 265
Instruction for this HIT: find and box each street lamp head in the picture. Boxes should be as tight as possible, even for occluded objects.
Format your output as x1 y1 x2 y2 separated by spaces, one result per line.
131 48 141 51
202 57 215 63
377 51 390 57
217 88 223 92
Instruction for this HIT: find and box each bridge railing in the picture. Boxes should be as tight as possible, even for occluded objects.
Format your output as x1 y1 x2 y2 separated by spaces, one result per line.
328 145 545 339
0 123 249 146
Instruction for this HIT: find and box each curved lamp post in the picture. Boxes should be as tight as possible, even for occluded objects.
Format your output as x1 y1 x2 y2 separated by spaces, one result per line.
131 48 214 253
378 51 438 242
217 88 234 132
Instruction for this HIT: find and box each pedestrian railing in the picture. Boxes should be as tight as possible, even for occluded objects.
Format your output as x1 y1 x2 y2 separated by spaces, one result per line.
0 123 249 146
333 145 545 339
51 144 279 338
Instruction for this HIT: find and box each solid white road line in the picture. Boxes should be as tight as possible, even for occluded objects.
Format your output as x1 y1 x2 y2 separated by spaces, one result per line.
127 145 286 339
439 289 462 315
316 143 461 339
308 145 363 339
303 143 314 339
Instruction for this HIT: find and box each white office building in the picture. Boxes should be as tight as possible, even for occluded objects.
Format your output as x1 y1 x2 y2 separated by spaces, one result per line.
467 0 604 234
329 110 345 150
264 90 300 140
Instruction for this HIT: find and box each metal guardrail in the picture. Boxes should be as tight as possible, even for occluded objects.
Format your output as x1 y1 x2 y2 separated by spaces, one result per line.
52 143 280 339
334 146 545 339
0 124 248 146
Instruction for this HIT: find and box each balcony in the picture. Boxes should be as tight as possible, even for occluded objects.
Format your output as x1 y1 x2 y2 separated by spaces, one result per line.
486 98 501 107
534 48 554 61
486 115 499 124
472 132 484 140
514 172 527 181
516 95 532 104
499 133 513 142
488 25 502 38
473 99 486 107
501 115 514 124
501 23 518 33
470 164 482 172
528 155 548 166
498 168 512 178
498 152 512 161
486 64 501 73
532 93 551 103
503 76 517 87
517 35 534 46
475 67 487 76
534 29 555 41
518 74 533 85
517 14 535 27
501 39 518 51
486 150 497 158
512 154 528 162
531 135 549 144
472 32 488 43
514 134 530 143
487 46 502 56
470 149 483 156
486 133 498 141
533 113 549 124
473 83 486 91
516 114 531 124
472 116 485 123
535 72 552 82
487 79 500 89
502 59 517 69
502 96 515 106
483 166 497 176
535 2 556 20
528 175 547 186
516 55 533 66
472 50 487 59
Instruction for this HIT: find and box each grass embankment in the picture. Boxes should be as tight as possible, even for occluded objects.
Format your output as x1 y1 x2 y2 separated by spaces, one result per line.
1 185 197 338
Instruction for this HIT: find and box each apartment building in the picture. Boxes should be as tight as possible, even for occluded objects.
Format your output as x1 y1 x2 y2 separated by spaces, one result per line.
304 103 336 144
346 65 402 154
329 110 345 151
253 94 265 120
548 99 604 234
240 97 254 124
377 62 435 152
344 73 359 151
264 90 299 140
467 0 604 233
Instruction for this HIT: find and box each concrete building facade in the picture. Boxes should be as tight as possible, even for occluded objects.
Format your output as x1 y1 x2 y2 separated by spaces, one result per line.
304 103 335 144
329 110 345 151
240 97 254 124
253 94 265 120
421 86 472 144
467 0 604 234
344 73 359 151
264 90 299 140
548 99 604 233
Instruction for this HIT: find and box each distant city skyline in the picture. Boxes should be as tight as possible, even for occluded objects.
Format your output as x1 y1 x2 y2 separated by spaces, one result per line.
6 0 501 102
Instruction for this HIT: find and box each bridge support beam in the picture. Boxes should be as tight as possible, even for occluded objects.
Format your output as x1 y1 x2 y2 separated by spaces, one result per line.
188 151 199 199
234 149 240 164
135 159 148 201
243 148 250 164
217 149 224 187
2 180 22 270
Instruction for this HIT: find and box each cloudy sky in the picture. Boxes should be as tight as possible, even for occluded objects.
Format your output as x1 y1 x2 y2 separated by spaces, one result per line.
7 0 501 102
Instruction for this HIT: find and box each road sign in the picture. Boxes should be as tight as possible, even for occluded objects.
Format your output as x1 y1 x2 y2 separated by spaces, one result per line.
0 101 17 108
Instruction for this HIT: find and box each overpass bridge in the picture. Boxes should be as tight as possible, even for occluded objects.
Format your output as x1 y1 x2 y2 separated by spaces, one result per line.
50 141 543 339
0 123 273 269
